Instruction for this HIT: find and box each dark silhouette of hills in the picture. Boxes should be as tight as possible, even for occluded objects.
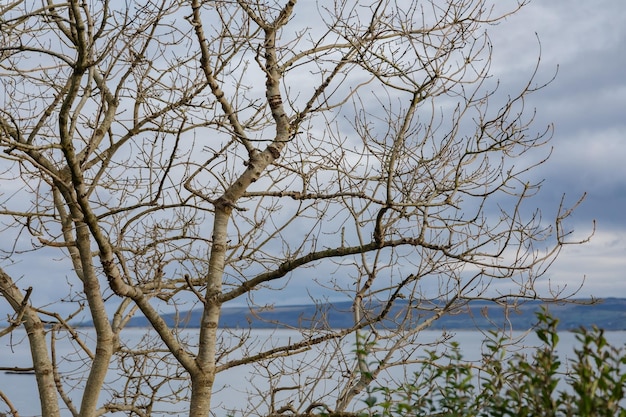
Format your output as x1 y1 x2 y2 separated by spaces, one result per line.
119 298 626 331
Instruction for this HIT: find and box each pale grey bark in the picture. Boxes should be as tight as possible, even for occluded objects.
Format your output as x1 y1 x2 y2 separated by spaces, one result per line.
0 268 61 417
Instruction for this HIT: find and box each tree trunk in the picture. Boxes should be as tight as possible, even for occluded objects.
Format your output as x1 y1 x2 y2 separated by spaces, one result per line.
0 269 61 417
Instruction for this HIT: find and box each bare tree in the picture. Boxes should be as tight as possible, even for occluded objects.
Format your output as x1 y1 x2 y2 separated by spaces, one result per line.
0 1 589 416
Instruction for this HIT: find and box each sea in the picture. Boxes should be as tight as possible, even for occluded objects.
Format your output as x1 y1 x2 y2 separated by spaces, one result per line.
1 328 625 417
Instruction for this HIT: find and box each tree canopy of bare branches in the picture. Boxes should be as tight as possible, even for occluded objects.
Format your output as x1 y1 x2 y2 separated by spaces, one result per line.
0 1 588 416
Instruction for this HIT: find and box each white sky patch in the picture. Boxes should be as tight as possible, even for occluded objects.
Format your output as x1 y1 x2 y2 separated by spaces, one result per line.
539 228 626 298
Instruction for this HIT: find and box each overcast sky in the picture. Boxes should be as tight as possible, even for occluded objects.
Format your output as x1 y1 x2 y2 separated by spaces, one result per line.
487 0 626 298
1 1 625 322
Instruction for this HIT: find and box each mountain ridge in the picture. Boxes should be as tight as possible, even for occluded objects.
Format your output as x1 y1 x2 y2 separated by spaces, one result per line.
114 298 626 331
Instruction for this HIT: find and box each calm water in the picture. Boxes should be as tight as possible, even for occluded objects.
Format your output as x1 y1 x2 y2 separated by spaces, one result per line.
1 329 625 417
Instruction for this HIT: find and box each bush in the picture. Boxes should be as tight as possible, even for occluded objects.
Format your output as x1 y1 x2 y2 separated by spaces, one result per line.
363 308 626 417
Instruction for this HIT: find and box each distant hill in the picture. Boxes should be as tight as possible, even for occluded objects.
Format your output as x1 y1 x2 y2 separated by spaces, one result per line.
119 298 626 331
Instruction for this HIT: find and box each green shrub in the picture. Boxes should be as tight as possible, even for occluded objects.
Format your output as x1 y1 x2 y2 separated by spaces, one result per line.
363 308 625 417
